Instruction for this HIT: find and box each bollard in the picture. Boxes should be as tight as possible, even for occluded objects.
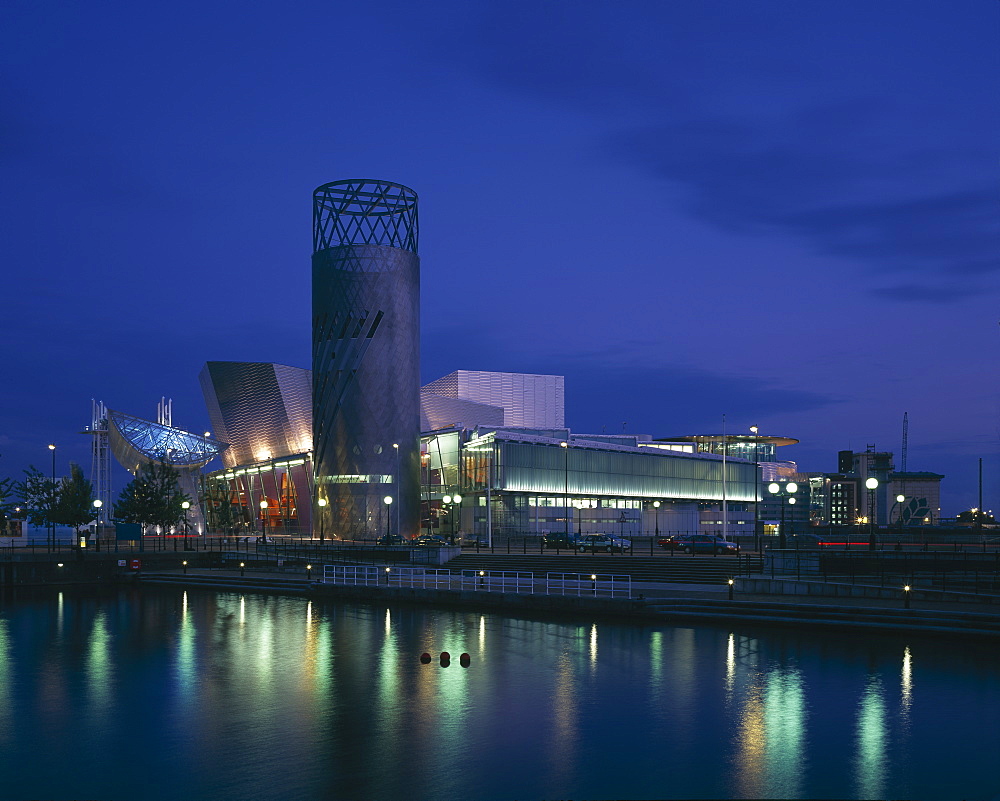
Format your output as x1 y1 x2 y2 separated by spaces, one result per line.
182 560 188 575
306 564 312 582
728 578 734 600
903 584 911 609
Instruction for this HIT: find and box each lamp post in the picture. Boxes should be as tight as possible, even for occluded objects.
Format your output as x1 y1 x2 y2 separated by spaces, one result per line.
181 500 190 550
451 494 461 544
92 499 103 552
767 481 797 548
383 495 393 539
317 497 327 543
392 443 400 538
892 493 906 538
653 500 661 540
259 500 268 542
560 441 569 539
750 425 760 551
573 500 583 537
866 477 879 550
48 443 56 552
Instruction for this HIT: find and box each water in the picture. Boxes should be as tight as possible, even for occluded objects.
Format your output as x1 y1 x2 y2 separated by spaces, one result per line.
0 586 997 800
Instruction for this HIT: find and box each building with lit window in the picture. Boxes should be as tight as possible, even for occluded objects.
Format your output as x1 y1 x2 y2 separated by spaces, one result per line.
421 426 758 542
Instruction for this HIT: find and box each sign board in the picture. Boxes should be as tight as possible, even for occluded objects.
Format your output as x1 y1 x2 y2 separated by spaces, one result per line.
117 560 127 567
130 559 142 570
115 522 142 541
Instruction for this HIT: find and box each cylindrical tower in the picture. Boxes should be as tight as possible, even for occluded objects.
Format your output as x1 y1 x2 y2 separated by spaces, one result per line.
312 179 420 539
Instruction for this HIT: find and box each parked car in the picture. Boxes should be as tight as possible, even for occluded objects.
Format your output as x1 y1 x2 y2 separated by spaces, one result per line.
239 535 275 544
576 534 631 553
658 534 739 554
657 536 685 551
412 534 450 547
542 532 578 550
784 532 829 548
376 534 409 546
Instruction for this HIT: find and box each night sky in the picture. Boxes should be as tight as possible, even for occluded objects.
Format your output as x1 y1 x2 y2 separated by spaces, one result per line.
2 1 997 514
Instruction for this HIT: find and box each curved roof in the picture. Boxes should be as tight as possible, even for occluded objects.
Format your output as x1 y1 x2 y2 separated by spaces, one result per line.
657 434 799 447
107 408 227 472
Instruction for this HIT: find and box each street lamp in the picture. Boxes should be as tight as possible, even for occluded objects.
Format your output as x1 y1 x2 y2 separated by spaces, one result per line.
767 481 797 548
442 494 461 544
573 499 583 537
383 495 393 540
259 500 268 542
92 499 103 552
48 443 56 552
652 500 661 540
892 493 906 538
392 443 400 539
560 441 569 538
317 497 327 543
866 477 879 550
181 500 191 550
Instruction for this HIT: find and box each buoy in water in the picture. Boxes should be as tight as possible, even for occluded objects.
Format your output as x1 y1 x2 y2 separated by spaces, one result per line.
440 651 451 666
420 652 431 664
459 653 471 667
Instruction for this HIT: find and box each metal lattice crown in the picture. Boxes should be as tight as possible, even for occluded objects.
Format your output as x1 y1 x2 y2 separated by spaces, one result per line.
313 179 418 254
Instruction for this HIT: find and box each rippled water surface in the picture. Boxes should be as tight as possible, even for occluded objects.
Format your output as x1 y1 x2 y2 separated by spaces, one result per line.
0 586 997 800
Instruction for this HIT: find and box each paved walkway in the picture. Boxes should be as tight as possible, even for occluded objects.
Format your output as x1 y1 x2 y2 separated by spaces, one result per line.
166 566 1000 618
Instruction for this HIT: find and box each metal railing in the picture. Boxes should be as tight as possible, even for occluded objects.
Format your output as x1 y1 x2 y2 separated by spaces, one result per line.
459 570 535 593
387 566 454 589
322 565 382 586
546 572 632 599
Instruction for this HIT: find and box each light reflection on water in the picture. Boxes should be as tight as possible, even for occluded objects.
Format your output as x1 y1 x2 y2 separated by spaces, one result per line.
0 587 997 800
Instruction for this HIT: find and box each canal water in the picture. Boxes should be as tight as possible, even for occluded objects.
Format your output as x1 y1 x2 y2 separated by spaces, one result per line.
0 587 996 800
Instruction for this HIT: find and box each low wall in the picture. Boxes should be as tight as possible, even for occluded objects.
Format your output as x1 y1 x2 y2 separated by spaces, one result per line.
736 576 999 606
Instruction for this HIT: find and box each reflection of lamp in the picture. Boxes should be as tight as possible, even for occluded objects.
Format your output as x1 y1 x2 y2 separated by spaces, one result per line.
866 477 879 550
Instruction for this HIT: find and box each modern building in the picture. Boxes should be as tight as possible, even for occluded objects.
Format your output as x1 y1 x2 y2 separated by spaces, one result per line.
422 370 564 430
422 425 758 542
200 362 312 468
312 179 421 539
105 404 227 533
199 362 314 536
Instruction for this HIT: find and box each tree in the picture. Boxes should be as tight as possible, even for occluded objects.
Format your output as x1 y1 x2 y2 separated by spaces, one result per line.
201 475 236 534
15 465 59 528
0 476 19 536
956 508 996 525
114 461 190 534
51 463 96 536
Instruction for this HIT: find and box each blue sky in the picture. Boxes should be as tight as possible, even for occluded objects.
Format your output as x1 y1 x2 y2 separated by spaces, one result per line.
1 0 997 513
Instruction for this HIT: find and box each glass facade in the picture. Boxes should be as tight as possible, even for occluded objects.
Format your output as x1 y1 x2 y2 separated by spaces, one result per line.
421 429 757 539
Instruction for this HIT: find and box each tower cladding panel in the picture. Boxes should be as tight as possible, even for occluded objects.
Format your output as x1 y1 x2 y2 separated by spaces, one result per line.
312 180 420 538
